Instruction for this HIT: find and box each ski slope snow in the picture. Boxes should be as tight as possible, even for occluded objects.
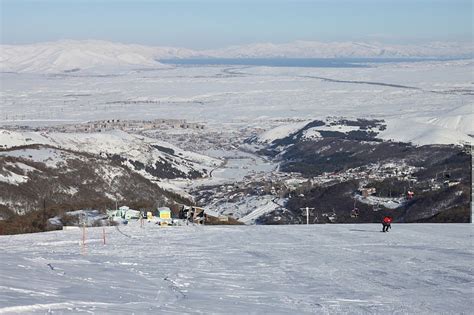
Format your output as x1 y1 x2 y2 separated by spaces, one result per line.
0 224 472 314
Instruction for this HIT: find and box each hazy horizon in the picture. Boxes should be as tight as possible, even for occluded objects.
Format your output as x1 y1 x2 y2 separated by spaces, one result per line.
1 0 472 49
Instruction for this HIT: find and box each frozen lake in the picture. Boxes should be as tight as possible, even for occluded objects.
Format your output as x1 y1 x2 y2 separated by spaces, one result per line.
159 57 435 68
0 224 472 314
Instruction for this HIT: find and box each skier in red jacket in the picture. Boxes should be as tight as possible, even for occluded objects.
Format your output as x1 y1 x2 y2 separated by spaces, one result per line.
382 216 392 232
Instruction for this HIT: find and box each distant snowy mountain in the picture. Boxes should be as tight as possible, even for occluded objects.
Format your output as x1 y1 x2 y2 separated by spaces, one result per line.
1 40 472 74
0 40 196 74
204 40 473 59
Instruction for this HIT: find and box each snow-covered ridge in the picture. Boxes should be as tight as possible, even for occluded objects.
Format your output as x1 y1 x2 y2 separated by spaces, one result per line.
255 115 473 146
1 39 472 73
0 40 196 74
203 40 474 59
257 121 311 144
0 129 220 179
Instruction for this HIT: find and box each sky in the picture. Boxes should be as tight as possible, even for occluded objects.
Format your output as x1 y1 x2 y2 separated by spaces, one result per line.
1 0 472 48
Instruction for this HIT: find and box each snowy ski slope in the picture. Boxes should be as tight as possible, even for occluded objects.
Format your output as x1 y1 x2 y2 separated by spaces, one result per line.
0 224 472 314
239 199 280 224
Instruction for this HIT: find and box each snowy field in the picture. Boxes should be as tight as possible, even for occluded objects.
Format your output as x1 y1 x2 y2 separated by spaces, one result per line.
1 59 473 145
0 224 472 314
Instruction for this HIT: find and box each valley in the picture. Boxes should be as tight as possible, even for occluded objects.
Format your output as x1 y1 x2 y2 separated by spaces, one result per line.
0 57 472 227
0 116 470 227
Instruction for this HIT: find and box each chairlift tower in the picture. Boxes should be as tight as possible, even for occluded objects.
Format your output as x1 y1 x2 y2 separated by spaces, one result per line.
300 207 315 225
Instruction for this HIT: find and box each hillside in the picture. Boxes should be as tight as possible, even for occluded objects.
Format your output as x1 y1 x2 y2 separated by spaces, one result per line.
0 129 219 180
249 119 471 224
0 145 193 221
0 129 221 218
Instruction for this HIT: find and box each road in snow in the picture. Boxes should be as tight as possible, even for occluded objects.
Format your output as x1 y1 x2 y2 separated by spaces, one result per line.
0 224 472 314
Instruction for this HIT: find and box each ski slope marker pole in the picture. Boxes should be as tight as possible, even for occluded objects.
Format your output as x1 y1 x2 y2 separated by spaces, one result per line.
81 221 87 255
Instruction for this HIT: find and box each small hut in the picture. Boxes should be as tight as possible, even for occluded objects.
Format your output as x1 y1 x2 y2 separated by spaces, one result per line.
158 207 172 226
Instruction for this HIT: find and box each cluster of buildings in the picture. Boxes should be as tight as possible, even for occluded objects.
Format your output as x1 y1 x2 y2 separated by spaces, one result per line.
106 205 227 226
107 206 175 226
2 119 205 133
54 119 205 133
302 162 421 189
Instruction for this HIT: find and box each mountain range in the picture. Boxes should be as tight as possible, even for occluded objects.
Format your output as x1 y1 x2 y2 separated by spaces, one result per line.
1 40 472 73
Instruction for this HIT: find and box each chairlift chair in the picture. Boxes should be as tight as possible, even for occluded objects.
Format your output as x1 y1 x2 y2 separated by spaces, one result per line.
350 208 359 218
350 199 359 218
